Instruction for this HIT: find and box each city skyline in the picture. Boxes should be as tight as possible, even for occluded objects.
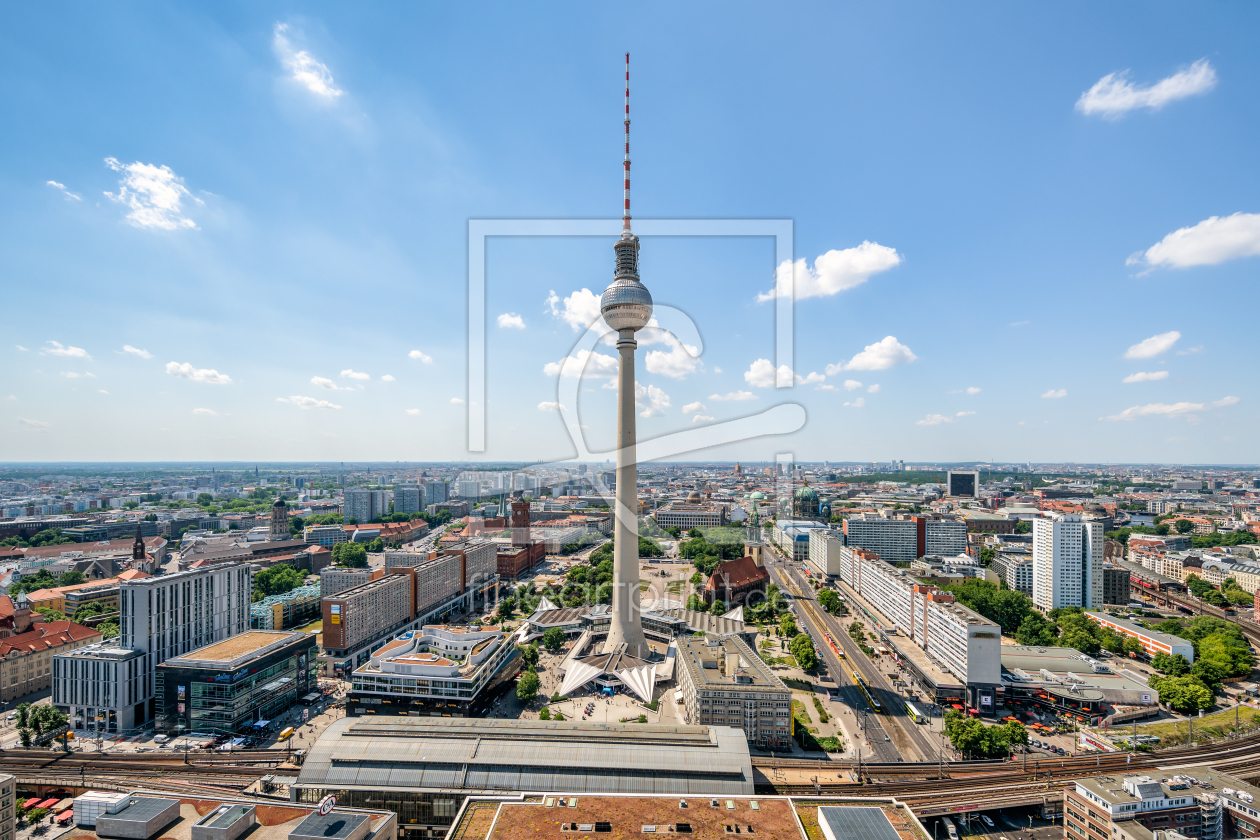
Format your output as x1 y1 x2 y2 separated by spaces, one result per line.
3 4 1259 464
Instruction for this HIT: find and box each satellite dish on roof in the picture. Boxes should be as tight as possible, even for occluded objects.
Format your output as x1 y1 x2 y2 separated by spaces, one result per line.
317 795 336 816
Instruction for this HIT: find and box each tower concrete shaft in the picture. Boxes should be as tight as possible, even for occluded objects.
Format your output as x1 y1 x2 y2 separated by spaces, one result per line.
603 327 649 658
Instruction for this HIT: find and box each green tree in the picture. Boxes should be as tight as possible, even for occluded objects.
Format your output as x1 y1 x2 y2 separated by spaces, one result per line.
35 607 67 622
96 620 120 639
1015 613 1058 646
539 706 551 720
57 570 86 586
1149 675 1213 714
689 571 702 585
790 634 818 670
779 614 798 638
497 597 516 619
542 627 567 654
17 728 31 749
366 537 385 553
517 643 540 668
197 493 214 506
73 601 109 624
1174 519 1195 534
709 599 726 616
1154 653 1191 676
516 667 540 702
331 542 368 568
16 703 30 728
686 594 706 611
253 565 305 599
817 590 842 615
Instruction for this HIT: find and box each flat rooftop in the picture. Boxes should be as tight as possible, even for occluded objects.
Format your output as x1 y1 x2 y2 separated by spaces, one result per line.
676 636 787 691
1085 611 1194 650
163 630 307 669
1001 646 1152 701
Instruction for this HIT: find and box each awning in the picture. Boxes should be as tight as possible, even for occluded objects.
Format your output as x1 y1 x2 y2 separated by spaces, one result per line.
56 812 73 824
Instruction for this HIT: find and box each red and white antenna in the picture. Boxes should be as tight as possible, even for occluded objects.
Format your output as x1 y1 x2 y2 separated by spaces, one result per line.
622 52 632 237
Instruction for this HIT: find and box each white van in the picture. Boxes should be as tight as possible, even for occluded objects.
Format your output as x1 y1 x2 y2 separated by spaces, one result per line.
153 734 170 744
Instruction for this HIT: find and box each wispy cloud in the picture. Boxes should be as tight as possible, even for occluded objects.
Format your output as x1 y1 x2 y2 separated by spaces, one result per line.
15 346 28 352
277 395 341 410
867 384 880 394
1176 345 1204 356
844 397 866 408
273 23 343 98
166 361 232 385
405 408 422 416
46 180 81 201
42 341 90 360
758 242 902 301
1100 395 1238 422
1076 58 1216 117
916 414 952 426
1125 331 1180 359
825 336 916 373
311 376 348 391
450 397 465 405
956 410 976 417
104 157 202 230
340 369 369 380
710 391 755 402
691 415 715 423
19 418 50 429
192 408 218 416
1128 213 1260 271
409 350 433 364
497 313 525 329
538 401 565 412
1041 389 1068 399
121 344 153 360
1123 371 1170 384
544 350 617 379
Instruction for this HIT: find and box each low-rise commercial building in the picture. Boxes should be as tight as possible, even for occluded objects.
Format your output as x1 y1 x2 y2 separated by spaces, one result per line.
1085 612 1195 663
654 501 728 531
348 625 519 717
1066 773 1225 840
675 635 791 749
250 584 321 630
773 520 826 562
303 525 348 547
154 630 317 735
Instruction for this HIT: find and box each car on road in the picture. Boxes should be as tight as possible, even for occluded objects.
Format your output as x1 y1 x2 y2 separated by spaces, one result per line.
980 815 994 828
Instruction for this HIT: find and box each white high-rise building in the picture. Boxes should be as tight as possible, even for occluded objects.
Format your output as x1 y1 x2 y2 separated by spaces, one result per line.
1032 514 1103 613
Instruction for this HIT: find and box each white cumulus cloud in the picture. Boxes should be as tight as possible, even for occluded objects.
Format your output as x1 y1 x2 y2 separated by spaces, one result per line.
311 376 345 391
538 401 565 412
1128 213 1260 271
1123 371 1170 384
1041 389 1068 399
682 402 707 415
122 345 153 359
277 395 341 410
273 23 343 98
547 288 602 331
758 242 902 301
744 358 824 388
965 386 981 395
104 157 201 230
451 397 465 405
916 414 952 426
867 384 881 393
42 341 90 359
844 397 866 408
843 380 863 391
380 374 395 382
497 313 525 329
46 180 81 201
405 408 422 416
340 369 369 380
710 391 756 402
691 415 715 423
645 336 701 379
826 336 916 373
1125 331 1181 359
544 349 618 379
192 408 218 416
1213 396 1240 408
956 410 976 417
167 361 232 385
1076 58 1216 117
635 382 671 417
409 350 433 363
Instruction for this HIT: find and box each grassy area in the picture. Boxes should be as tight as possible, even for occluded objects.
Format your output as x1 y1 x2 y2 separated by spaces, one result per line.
1132 705 1260 747
639 579 650 592
792 698 817 733
782 677 814 691
296 618 323 633
666 581 684 593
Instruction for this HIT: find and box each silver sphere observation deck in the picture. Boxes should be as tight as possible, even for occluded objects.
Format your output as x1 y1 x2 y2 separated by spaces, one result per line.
601 235 653 333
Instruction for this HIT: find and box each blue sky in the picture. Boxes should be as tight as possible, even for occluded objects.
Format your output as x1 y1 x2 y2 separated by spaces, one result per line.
2 2 1259 465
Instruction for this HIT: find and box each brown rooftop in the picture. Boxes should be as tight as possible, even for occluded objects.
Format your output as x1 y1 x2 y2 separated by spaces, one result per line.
485 795 803 840
167 631 296 663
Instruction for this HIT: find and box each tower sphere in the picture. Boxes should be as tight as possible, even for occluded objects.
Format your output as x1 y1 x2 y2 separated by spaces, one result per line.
601 239 652 333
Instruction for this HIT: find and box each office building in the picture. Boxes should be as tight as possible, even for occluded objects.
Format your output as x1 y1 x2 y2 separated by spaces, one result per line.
1032 514 1103 613
250 583 321 630
344 488 388 524
455 480 481 500
675 635 791 748
422 480 449 506
1085 612 1194 662
348 625 519 717
992 553 1034 596
53 563 253 733
154 630 317 735
654 498 729 530
0 620 101 703
323 573 415 659
394 486 423 515
0 774 11 840
946 470 979 498
807 529 845 577
772 520 827 562
843 514 966 565
1103 564 1130 606
320 566 380 599
833 545 1001 708
1066 773 1225 840
303 525 348 547
429 501 470 519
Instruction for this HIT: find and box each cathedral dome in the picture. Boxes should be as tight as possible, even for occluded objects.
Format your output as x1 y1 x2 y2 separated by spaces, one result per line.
686 490 702 502
793 485 819 502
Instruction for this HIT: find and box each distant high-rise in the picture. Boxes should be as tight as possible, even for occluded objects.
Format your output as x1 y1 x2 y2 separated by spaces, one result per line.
394 486 423 515
1032 514 1103 613
946 470 979 497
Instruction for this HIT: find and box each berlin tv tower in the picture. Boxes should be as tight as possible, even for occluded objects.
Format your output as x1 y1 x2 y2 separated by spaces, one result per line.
600 53 651 658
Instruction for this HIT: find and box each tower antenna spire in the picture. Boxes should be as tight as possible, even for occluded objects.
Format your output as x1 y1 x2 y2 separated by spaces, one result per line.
622 52 632 237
